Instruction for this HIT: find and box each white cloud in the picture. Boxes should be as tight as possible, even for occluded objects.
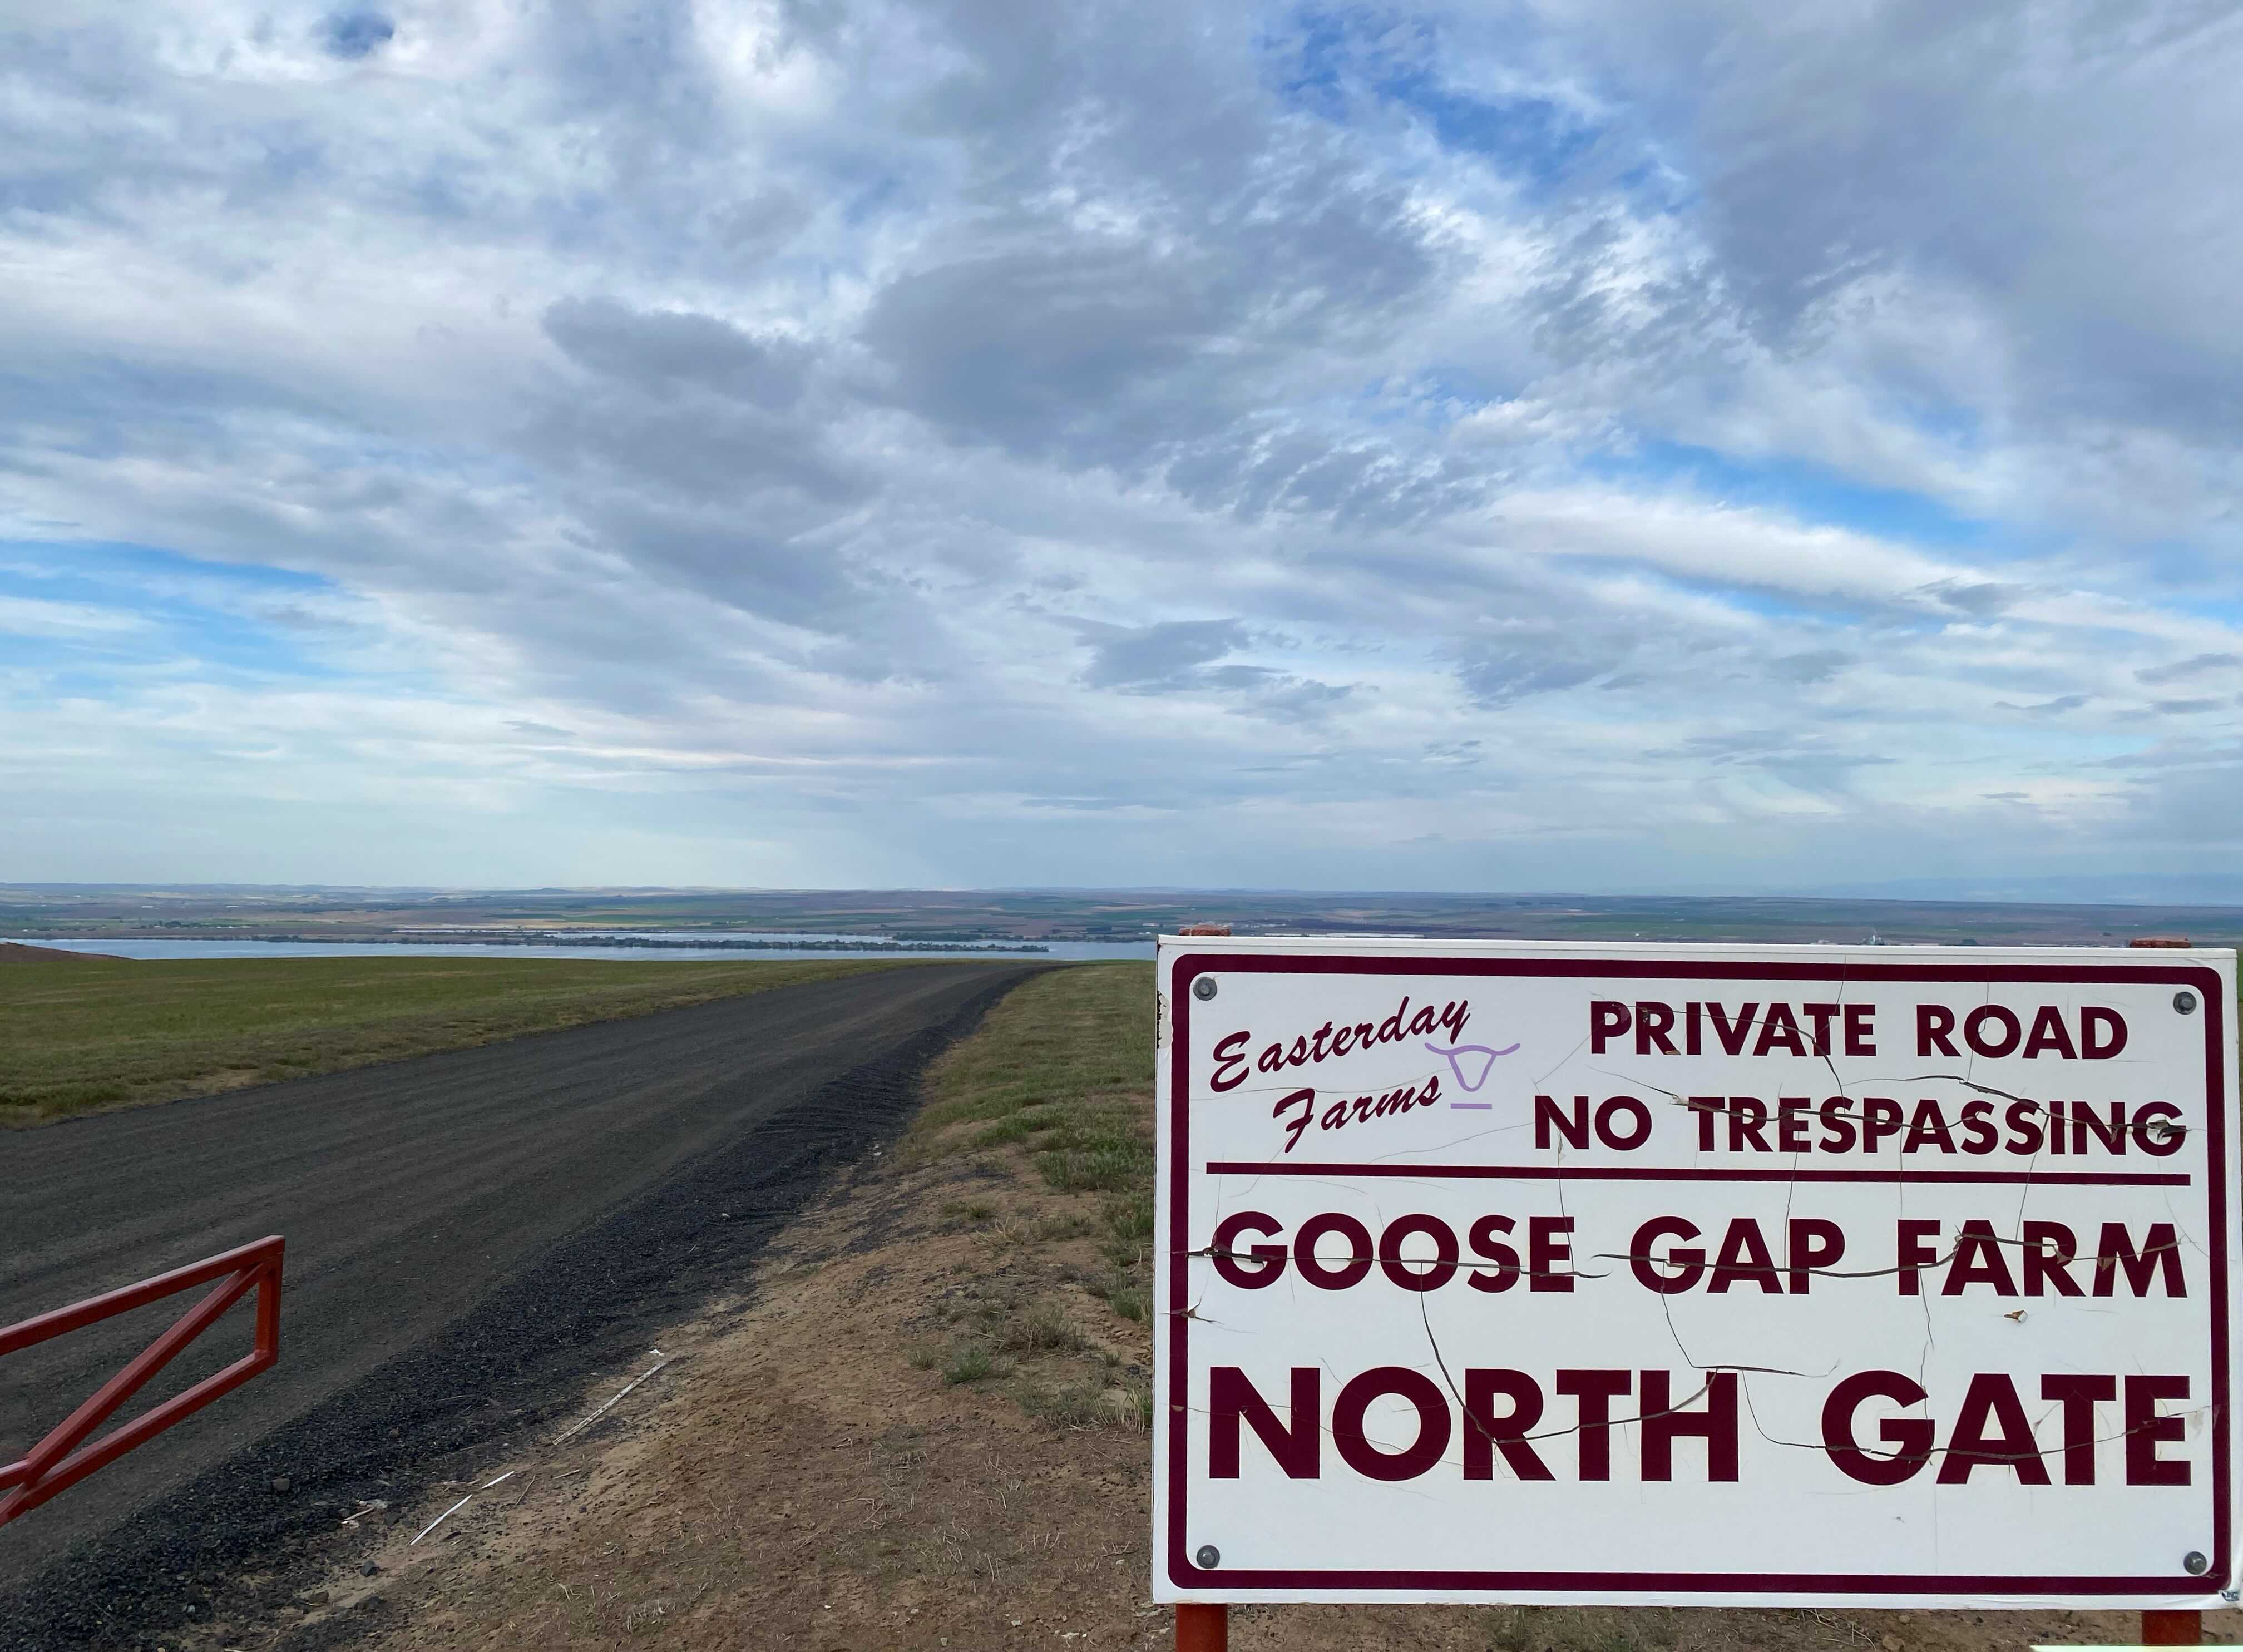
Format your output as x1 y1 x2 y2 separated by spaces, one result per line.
1 0 2240 886
0 595 149 637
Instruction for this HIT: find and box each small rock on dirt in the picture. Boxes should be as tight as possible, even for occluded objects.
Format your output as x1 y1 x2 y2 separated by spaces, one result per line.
1880 1637 1903 1651
361 1561 382 1576
270 1475 290 1493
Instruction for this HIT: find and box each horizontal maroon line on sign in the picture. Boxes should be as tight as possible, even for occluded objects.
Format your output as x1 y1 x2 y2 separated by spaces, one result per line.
1174 955 2227 987
1166 1566 2222 1595
1202 1160 2191 1186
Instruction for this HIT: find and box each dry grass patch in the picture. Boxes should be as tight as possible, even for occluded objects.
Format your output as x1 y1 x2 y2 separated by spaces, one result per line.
904 962 1157 1387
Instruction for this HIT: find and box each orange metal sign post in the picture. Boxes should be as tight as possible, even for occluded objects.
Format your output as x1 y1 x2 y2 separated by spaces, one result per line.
1174 1601 1227 1650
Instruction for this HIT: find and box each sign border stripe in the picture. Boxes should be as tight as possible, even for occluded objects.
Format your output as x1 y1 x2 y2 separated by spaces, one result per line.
1164 951 2233 1600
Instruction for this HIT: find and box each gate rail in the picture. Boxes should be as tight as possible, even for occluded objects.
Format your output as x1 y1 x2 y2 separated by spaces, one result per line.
0 1235 284 1526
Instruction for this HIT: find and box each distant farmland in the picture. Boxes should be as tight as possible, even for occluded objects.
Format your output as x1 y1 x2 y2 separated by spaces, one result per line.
5 883 2241 950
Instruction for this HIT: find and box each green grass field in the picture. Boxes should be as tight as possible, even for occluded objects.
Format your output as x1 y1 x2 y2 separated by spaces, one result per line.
910 961 1152 1191
908 962 1156 1308
0 956 910 1125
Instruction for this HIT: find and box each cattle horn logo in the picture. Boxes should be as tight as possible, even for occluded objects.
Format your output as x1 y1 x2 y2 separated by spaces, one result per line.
1424 1038 1519 1092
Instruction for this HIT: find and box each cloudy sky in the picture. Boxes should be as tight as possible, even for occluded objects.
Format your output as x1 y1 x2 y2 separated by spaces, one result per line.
4 1 2241 891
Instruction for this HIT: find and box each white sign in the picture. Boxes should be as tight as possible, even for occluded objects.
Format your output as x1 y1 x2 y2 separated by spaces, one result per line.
1152 938 2240 1610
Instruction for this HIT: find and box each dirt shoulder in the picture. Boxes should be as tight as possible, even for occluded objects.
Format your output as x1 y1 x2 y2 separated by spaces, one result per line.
259 965 2230 1652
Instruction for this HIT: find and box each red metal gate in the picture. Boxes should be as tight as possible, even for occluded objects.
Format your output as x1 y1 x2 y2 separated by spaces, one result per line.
0 1235 284 1526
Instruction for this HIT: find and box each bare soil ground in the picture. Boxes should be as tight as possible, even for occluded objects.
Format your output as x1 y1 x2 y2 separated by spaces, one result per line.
196 967 2233 1652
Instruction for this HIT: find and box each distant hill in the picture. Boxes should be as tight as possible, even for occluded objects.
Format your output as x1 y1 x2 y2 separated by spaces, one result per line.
0 941 123 963
6 886 2242 950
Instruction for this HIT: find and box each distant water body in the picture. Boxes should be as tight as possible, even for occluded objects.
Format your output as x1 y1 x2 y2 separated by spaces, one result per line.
13 932 1156 963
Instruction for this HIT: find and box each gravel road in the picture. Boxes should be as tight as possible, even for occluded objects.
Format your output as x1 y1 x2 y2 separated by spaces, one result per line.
0 962 1040 1645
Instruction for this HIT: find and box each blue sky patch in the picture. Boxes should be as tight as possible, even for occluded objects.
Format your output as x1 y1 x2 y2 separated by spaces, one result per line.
1269 7 1597 189
323 11 395 61
1595 441 1995 553
0 541 365 686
